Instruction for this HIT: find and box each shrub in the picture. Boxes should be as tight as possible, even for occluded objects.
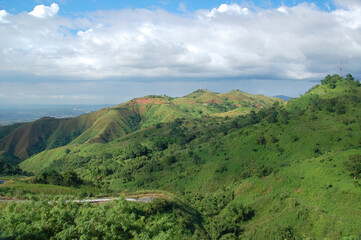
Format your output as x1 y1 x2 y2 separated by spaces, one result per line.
345 154 361 179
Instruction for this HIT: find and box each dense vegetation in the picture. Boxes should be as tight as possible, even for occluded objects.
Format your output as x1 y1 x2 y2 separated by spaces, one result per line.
0 159 22 176
1 74 361 239
0 197 205 239
0 152 24 176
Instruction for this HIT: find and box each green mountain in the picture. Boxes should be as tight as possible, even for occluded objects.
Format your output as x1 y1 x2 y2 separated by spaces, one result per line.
0 90 282 160
2 74 361 239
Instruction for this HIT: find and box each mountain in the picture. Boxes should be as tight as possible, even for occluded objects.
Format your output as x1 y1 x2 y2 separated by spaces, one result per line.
17 74 361 239
0 90 283 160
273 95 292 101
2 74 361 239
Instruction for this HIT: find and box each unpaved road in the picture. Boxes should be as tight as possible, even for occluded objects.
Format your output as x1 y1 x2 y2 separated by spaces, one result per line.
0 196 157 204
70 197 156 203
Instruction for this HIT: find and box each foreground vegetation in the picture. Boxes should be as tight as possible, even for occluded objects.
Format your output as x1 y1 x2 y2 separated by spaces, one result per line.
0 197 207 239
1 74 361 239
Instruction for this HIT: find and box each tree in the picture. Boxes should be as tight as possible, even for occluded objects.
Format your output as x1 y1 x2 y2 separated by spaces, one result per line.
344 154 361 181
278 109 289 124
165 155 177 165
335 101 346 114
153 137 169 151
63 171 82 187
356 79 361 87
34 169 63 185
272 226 296 240
345 73 355 81
128 142 149 158
321 75 332 85
48 170 64 185
0 159 23 176
265 111 278 123
321 74 340 89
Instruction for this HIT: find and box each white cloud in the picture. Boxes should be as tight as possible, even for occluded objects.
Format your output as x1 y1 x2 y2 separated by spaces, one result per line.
333 0 361 9
207 4 250 17
277 6 288 14
0 10 9 23
29 3 59 18
332 4 361 29
51 95 65 99
0 2 360 84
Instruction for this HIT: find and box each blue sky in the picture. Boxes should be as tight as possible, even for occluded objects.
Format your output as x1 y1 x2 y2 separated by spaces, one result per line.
0 0 335 14
0 0 360 104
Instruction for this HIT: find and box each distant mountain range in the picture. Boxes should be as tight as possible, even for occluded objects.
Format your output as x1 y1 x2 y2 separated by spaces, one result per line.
273 95 292 101
0 104 112 126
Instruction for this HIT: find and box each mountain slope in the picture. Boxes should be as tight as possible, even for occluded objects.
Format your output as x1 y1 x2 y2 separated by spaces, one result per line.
0 90 283 160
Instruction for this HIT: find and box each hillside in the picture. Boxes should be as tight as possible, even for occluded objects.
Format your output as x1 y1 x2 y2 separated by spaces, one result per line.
0 90 282 160
16 74 361 239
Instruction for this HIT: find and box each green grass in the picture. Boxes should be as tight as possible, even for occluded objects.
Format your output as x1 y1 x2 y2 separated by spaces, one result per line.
0 181 77 196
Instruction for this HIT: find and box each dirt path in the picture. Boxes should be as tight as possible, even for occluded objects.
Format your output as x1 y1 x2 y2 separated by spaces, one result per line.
69 196 156 204
0 193 161 204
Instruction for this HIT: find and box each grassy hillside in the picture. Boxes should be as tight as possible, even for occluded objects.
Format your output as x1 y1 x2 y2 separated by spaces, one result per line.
0 90 282 161
17 75 361 239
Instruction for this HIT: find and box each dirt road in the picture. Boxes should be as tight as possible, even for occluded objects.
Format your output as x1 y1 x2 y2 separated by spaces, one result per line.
0 196 157 204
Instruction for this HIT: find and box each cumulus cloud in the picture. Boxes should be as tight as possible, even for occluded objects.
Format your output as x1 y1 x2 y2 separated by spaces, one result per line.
29 3 59 18
277 6 289 14
0 10 9 23
332 1 361 29
0 2 360 83
333 0 361 9
207 4 250 17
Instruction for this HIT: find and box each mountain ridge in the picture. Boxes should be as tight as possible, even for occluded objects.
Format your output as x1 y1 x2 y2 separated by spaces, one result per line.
0 89 284 160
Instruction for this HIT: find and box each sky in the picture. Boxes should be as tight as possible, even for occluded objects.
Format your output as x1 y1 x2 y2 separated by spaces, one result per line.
0 0 361 104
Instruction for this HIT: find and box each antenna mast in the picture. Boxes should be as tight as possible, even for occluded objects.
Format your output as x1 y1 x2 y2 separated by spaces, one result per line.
340 60 343 78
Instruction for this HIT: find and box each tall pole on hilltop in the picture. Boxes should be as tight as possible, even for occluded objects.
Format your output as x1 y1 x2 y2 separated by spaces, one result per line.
340 60 343 78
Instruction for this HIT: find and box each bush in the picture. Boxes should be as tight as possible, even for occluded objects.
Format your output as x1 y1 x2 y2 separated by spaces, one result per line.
165 155 177 165
271 226 296 240
345 154 361 179
209 202 254 239
193 154 204 165
257 136 266 145
153 137 169 151
33 170 83 187
335 102 346 114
